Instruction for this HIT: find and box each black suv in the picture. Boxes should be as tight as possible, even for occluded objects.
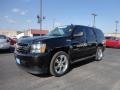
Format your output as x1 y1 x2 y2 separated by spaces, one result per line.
14 25 105 77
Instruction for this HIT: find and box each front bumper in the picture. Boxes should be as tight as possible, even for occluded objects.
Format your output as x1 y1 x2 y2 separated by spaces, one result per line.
14 51 51 74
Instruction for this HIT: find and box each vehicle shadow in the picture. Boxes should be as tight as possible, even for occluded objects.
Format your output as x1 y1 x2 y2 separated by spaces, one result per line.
32 59 95 78
0 47 15 54
106 47 120 49
31 73 52 78
70 58 95 70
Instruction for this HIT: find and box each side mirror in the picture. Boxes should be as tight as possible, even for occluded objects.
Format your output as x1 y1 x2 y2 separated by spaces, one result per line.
73 32 84 37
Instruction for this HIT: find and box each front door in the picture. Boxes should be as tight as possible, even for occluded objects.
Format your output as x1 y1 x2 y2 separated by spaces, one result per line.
70 26 88 62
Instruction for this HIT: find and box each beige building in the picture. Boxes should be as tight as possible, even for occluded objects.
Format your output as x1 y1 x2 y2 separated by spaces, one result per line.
0 29 17 37
105 33 120 37
25 29 48 36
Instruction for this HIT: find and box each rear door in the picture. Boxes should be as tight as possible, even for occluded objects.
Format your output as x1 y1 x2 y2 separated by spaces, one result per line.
85 28 97 56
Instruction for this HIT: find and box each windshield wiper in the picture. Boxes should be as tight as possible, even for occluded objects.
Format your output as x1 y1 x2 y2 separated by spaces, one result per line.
51 34 62 36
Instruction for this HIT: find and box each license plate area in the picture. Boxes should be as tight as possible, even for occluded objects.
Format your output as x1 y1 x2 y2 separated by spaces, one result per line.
16 58 20 64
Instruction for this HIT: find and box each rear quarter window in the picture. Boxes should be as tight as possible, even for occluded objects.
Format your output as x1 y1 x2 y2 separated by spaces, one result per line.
94 29 105 42
85 27 96 42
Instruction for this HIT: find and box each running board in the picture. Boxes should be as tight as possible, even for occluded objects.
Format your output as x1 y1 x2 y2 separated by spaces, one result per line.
71 55 95 64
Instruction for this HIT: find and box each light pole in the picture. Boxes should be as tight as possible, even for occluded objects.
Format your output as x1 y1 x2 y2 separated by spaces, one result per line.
40 0 42 31
91 13 97 27
37 0 45 36
53 19 56 29
115 21 119 37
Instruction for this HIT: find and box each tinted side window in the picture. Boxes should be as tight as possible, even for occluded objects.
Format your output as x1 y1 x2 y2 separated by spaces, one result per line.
74 27 83 34
85 28 96 42
73 26 86 42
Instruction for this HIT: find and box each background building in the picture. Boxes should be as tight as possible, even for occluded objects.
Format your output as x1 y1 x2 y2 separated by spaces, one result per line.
0 29 17 37
0 28 48 38
105 33 120 37
25 29 48 36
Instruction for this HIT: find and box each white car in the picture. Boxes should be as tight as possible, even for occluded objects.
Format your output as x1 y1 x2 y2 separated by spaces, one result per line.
0 35 10 50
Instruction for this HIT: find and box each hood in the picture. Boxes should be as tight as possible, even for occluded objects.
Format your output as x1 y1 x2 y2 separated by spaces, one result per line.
17 35 64 44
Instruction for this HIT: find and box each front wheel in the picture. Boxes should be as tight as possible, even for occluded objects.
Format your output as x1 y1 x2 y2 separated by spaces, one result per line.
50 51 70 77
95 47 104 61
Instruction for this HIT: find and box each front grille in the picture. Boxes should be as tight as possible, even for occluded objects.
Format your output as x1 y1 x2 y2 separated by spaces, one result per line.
17 43 31 54
18 43 29 46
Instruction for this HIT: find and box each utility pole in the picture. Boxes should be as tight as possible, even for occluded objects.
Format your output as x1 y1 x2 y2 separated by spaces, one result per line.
37 0 45 36
115 21 119 37
53 19 56 29
40 0 43 31
91 13 97 28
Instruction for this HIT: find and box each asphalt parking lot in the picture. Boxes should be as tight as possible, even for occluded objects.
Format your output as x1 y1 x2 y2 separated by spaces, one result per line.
0 48 120 90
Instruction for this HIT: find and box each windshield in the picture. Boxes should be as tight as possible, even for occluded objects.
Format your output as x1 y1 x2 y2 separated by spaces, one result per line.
0 35 6 39
20 36 30 38
105 37 113 40
105 36 120 40
116 37 120 40
46 26 73 36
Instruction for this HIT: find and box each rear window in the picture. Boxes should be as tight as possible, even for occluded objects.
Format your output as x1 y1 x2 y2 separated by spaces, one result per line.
0 35 6 39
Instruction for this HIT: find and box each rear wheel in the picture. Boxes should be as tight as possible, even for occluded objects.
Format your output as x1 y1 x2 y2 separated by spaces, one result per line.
95 47 103 61
50 51 69 77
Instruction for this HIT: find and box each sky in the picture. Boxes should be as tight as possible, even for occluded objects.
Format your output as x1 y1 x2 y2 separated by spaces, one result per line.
0 0 120 33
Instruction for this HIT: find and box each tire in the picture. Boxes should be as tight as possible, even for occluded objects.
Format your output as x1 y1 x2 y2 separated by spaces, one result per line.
95 47 103 61
7 47 12 53
50 51 70 77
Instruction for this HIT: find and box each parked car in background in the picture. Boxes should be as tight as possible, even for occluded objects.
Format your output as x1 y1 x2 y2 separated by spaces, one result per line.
8 37 16 45
105 36 120 48
19 36 31 39
0 35 10 50
11 36 17 42
15 25 105 77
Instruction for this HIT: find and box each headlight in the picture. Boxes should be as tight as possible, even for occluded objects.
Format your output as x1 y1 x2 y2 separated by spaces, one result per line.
31 43 46 53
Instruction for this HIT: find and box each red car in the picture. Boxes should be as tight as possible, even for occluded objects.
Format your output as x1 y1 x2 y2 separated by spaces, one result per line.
105 36 120 48
8 37 16 45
